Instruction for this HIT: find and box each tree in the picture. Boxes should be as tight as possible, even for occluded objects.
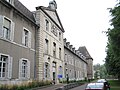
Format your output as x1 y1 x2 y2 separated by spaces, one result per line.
105 2 120 80
94 64 108 79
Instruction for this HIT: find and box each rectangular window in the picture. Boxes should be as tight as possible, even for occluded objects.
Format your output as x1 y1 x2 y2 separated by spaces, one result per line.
53 42 56 57
22 28 31 47
0 55 8 78
19 59 30 79
59 48 61 59
45 62 50 78
45 19 49 31
45 39 49 54
59 32 61 41
21 60 27 78
0 16 14 41
3 18 11 40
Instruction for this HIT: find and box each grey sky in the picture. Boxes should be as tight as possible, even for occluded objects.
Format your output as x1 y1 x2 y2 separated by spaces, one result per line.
19 0 116 65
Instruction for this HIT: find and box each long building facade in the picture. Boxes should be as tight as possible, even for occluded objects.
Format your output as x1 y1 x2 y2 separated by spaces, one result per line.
0 0 93 84
78 46 94 80
64 38 87 81
0 0 39 84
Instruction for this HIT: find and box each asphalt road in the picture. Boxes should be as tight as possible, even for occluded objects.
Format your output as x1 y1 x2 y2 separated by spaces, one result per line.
69 84 87 90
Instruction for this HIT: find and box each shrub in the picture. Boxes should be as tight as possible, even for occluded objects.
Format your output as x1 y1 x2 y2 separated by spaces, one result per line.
0 80 52 90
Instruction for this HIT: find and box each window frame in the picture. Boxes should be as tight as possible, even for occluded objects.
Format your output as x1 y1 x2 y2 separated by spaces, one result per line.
0 15 14 41
59 32 61 41
44 62 50 78
45 19 49 31
53 42 56 57
19 58 30 80
59 48 61 59
45 39 49 54
0 53 12 80
22 27 31 48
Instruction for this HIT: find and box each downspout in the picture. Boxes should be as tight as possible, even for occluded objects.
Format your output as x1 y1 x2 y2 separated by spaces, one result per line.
34 25 39 79
34 26 37 79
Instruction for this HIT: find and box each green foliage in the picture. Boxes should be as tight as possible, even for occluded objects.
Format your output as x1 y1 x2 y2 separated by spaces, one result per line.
105 2 120 79
93 64 108 79
0 80 52 90
108 80 120 90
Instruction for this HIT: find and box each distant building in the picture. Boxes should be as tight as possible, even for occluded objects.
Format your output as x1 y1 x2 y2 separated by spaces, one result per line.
34 0 65 84
78 46 93 79
64 38 87 81
0 0 39 84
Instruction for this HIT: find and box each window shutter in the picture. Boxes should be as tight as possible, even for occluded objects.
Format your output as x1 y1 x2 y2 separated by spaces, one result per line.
10 22 15 41
28 31 31 48
0 15 3 38
27 60 30 79
19 59 22 80
22 30 25 45
8 57 13 79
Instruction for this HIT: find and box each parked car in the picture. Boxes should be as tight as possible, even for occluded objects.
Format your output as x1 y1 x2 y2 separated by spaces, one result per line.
85 83 106 90
97 79 110 90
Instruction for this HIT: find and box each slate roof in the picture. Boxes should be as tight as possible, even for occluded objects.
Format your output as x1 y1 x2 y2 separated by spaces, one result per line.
14 0 35 22
78 46 93 60
1 0 37 25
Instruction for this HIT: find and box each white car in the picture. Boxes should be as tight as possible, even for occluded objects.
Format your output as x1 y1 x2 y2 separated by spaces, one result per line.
97 79 107 83
85 83 105 90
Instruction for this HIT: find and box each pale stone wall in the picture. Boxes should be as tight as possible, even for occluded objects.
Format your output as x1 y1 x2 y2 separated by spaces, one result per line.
35 9 64 83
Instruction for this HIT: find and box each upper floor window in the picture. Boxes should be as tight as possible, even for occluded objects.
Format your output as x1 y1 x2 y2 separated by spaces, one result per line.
0 15 14 41
0 54 13 80
45 19 49 31
64 54 68 62
19 59 30 80
59 32 61 41
59 48 61 59
45 39 49 54
22 28 31 48
53 42 56 57
3 18 11 40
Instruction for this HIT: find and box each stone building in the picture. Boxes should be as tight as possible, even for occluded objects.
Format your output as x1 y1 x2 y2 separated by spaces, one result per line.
64 38 87 81
78 46 93 80
0 0 39 84
34 0 65 84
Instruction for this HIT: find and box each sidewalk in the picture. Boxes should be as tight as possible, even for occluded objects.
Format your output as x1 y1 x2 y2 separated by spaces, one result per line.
35 83 66 90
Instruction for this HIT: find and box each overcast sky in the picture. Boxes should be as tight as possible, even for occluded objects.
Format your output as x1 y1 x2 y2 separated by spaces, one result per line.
19 0 117 65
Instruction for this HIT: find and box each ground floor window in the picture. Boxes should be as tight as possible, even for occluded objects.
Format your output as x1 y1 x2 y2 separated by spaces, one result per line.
44 62 50 79
0 53 12 79
19 59 30 80
0 55 8 78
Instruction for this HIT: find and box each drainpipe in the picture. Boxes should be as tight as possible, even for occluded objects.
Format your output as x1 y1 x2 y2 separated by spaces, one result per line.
34 25 39 79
